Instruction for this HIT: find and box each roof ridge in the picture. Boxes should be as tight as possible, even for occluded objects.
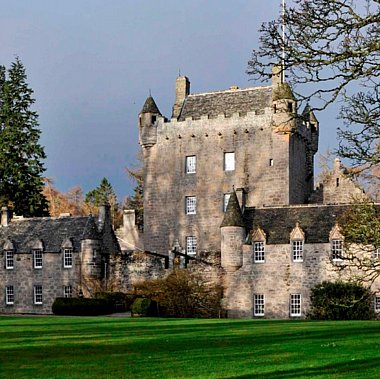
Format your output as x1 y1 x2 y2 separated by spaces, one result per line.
188 85 272 98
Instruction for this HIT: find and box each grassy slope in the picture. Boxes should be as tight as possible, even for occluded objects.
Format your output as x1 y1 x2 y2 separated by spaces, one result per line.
1 317 380 379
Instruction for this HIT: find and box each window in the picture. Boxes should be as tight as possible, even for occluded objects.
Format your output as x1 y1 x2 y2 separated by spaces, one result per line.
34 285 43 305
186 196 196 215
290 294 301 316
33 250 43 269
269 159 274 167
64 285 72 298
374 248 380 259
5 251 14 269
92 249 98 261
292 240 304 262
223 193 231 212
254 242 265 263
375 296 380 313
186 236 197 256
186 155 196 174
6 286 14 305
331 239 343 261
254 294 265 316
63 249 73 268
224 152 235 171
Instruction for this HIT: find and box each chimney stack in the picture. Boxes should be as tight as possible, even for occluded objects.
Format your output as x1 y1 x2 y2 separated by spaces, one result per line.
1 207 10 226
172 76 190 119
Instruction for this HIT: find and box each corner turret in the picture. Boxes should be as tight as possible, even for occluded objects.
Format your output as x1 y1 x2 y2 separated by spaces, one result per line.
271 65 297 134
302 104 319 155
138 96 161 148
221 191 245 271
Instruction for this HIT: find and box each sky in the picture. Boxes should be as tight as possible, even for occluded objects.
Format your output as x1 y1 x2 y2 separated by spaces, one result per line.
0 0 341 200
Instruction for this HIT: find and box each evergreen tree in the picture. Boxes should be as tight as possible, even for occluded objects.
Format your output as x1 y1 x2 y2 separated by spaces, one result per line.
0 58 48 216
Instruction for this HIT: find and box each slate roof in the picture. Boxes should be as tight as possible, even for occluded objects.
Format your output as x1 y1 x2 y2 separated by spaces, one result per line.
244 205 351 244
0 216 97 253
141 96 161 115
221 191 245 227
178 86 272 121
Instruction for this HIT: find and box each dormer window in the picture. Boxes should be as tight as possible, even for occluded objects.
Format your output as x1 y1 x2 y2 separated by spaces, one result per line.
329 224 344 262
290 223 305 262
252 227 266 263
5 251 14 269
33 250 43 269
63 249 73 268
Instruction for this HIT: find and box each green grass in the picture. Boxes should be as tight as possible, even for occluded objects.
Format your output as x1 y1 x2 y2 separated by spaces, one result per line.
1 317 380 379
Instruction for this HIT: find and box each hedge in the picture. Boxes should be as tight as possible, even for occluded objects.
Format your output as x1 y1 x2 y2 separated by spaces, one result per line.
52 297 113 316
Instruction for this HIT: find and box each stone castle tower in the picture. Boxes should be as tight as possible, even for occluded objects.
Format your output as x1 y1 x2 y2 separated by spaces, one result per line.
138 67 319 256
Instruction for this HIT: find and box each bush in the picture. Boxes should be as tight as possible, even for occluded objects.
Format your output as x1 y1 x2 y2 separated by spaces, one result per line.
52 297 113 316
131 298 158 317
95 292 131 313
309 281 376 320
134 269 223 318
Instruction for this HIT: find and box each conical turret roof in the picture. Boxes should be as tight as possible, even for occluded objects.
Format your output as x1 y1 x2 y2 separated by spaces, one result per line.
221 190 245 227
81 215 100 240
272 82 296 101
140 96 161 115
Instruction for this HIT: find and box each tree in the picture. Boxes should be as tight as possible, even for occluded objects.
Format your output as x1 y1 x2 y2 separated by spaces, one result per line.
85 177 121 227
0 58 48 216
247 0 380 181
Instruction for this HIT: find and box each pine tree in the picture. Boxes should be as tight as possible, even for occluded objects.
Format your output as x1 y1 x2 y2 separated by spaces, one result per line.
0 58 48 216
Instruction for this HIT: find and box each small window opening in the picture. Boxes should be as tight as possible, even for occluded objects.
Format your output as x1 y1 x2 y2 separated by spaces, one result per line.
336 178 340 187
288 102 293 113
269 159 274 167
151 115 156 124
273 104 277 114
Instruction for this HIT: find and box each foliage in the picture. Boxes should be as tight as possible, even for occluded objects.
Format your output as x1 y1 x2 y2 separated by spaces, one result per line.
135 269 223 318
52 297 112 316
3 317 380 379
248 0 380 181
95 291 136 312
85 177 122 227
309 281 376 320
0 58 48 216
131 297 158 317
337 201 380 283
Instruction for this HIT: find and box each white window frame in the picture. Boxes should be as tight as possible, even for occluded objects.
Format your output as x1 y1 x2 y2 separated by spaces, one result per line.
5 251 14 269
331 239 343 261
6 286 14 305
34 285 43 305
224 152 235 171
254 294 265 316
63 249 73 268
290 294 301 316
375 296 380 313
374 248 380 259
64 285 72 298
223 193 231 212
33 250 43 269
186 196 196 215
253 242 265 263
292 240 304 262
186 236 197 256
186 155 196 174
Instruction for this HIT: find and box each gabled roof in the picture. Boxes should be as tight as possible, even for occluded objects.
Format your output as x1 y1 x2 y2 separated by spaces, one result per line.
178 86 272 121
244 205 352 244
140 96 161 115
0 216 97 253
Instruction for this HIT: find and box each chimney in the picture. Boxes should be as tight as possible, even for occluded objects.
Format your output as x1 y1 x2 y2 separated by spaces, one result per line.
98 203 111 230
1 207 10 226
172 76 190 119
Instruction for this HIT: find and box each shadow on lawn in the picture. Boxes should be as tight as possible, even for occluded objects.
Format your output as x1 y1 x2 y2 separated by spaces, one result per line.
229 357 380 379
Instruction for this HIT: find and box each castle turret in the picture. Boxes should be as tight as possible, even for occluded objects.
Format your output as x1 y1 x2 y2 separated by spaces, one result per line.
138 96 161 148
272 65 297 133
172 76 190 119
302 103 319 154
80 216 102 295
220 190 245 271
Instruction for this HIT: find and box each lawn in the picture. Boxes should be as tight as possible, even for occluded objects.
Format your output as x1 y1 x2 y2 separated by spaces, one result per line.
1 317 380 379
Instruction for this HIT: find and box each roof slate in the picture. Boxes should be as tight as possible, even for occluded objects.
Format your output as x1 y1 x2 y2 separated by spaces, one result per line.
141 96 161 115
221 191 245 227
244 205 351 244
0 216 94 253
178 86 272 121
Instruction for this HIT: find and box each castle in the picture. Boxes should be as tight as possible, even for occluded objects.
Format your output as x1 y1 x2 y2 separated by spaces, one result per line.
1 67 380 318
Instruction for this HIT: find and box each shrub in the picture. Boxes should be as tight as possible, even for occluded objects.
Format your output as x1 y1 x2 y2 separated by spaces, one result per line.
52 297 113 316
131 298 156 317
135 269 223 318
309 281 375 320
95 292 131 313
